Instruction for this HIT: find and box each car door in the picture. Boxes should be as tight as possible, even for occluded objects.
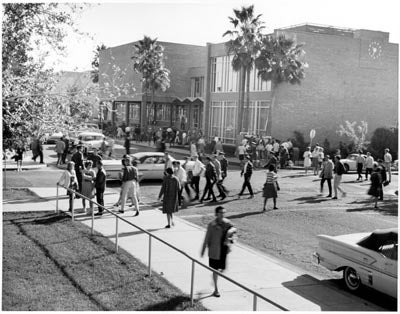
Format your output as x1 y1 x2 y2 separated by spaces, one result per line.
139 155 158 179
153 156 167 179
372 241 398 298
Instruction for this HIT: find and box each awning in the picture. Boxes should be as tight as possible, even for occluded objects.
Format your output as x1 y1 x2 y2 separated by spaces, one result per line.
172 96 204 103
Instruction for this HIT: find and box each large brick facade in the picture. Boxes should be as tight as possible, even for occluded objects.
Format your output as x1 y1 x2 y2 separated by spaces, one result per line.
99 24 398 146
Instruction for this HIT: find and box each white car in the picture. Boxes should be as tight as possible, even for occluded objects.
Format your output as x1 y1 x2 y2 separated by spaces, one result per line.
340 154 367 173
312 228 397 298
102 152 194 181
77 131 107 152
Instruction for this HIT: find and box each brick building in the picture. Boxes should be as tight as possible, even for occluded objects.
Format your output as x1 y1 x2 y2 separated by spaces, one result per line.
99 24 398 146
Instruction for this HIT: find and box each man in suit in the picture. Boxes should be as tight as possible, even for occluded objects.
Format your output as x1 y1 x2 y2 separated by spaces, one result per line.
238 155 254 199
94 160 107 216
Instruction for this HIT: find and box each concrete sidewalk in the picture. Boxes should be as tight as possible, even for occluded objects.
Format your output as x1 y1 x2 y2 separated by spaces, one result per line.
2 186 385 311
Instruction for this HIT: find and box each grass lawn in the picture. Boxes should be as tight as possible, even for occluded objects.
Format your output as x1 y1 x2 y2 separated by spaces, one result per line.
2 210 206 311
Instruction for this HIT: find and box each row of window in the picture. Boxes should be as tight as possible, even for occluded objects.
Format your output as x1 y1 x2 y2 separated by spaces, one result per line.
210 101 271 143
210 56 271 93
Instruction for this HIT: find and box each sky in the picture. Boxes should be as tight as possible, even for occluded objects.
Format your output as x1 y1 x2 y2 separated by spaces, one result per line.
51 0 400 71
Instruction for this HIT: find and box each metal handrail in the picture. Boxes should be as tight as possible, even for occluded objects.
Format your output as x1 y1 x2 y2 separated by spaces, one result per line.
56 183 288 311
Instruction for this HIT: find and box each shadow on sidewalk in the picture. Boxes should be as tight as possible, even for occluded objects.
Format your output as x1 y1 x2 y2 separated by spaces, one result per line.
105 228 166 238
226 210 264 219
290 196 331 204
346 199 398 216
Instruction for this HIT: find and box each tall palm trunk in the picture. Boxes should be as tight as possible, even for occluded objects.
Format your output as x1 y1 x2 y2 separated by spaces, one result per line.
238 65 246 135
266 83 276 136
151 87 155 124
245 67 251 133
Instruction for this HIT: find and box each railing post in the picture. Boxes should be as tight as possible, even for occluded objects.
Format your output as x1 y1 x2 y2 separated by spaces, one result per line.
148 235 152 276
56 184 59 214
71 191 75 222
190 260 195 306
253 294 257 311
91 201 94 235
115 215 119 253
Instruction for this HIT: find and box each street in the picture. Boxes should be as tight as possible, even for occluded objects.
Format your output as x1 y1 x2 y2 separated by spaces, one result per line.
3 143 398 309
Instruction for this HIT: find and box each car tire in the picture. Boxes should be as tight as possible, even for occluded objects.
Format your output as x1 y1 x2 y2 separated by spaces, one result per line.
344 164 349 173
344 266 361 291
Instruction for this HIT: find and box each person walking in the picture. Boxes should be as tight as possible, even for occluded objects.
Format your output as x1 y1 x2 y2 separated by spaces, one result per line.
124 134 131 155
236 142 247 170
217 152 229 199
71 145 84 194
262 164 279 211
364 152 374 180
211 154 226 200
119 157 140 216
377 159 388 200
62 135 70 164
368 164 382 209
57 161 78 212
55 136 66 166
356 151 365 181
158 167 180 228
303 147 312 174
12 142 25 172
200 156 218 203
238 155 254 199
190 141 198 158
214 137 223 154
332 155 346 199
190 155 205 201
312 145 320 176
320 155 333 197
94 160 107 216
31 135 44 163
200 206 237 298
81 160 96 215
173 160 188 206
87 147 102 168
383 148 392 183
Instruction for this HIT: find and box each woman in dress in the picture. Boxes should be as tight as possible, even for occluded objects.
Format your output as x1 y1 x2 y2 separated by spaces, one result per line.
262 164 279 211
158 167 181 228
81 160 96 214
303 147 312 175
368 164 382 209
57 161 79 212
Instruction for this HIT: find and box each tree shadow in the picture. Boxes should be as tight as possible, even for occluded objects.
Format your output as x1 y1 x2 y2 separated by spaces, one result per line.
290 196 331 204
104 228 165 238
142 295 204 311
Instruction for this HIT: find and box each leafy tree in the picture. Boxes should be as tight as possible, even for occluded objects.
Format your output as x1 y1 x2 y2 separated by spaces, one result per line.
131 36 170 126
337 120 369 152
91 44 107 83
255 34 307 136
223 5 265 133
2 3 87 142
368 127 398 160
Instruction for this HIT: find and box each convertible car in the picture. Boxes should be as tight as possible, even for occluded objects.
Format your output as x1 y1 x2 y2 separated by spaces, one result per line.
340 153 367 173
101 152 195 181
312 228 397 298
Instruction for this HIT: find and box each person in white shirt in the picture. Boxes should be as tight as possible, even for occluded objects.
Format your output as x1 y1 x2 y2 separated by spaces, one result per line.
364 152 374 180
190 154 205 201
383 148 392 183
173 160 187 206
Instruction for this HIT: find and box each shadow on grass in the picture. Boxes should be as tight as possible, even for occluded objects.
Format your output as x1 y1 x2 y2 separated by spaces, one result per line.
142 295 203 311
290 196 331 204
346 199 398 216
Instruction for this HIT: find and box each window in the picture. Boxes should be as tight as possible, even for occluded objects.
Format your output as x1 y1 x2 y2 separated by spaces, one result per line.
128 102 140 121
191 77 204 97
210 56 270 93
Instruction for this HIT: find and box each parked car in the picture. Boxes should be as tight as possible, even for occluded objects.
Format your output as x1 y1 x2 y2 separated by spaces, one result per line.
101 152 195 181
46 131 64 144
340 154 367 173
77 131 107 153
312 228 397 298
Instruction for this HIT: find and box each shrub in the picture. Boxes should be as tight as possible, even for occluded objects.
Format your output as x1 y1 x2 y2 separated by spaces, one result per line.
368 127 398 160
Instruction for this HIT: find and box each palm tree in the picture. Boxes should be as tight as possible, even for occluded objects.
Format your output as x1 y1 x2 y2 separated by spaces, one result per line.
223 5 265 135
132 36 170 125
255 34 307 135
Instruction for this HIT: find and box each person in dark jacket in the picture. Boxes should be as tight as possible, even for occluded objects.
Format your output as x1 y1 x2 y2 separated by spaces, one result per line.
71 145 84 194
200 157 218 203
368 164 382 209
158 167 180 228
94 160 107 216
62 136 70 164
238 155 254 198
332 155 346 199
377 159 387 200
